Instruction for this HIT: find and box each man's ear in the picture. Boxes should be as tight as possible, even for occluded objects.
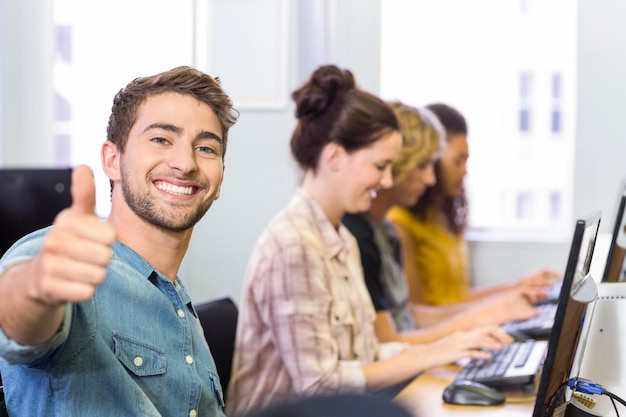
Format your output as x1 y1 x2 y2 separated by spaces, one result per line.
321 142 346 172
101 140 120 182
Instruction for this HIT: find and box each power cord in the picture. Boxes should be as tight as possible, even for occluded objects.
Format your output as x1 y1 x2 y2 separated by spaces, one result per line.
568 377 626 417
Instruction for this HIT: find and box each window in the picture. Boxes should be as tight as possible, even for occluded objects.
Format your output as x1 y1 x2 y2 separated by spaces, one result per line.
380 0 576 236
549 190 562 220
53 0 195 217
516 192 534 219
54 24 72 166
519 72 533 133
551 73 563 134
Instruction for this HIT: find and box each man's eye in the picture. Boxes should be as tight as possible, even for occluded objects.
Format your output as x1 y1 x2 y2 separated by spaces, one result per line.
151 137 168 145
197 146 215 154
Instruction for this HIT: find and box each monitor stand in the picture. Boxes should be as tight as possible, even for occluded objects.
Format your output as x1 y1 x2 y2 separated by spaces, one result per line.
564 398 603 417
575 282 626 416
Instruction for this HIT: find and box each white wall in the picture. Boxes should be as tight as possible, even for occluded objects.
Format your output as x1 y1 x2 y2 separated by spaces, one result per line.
2 0 623 303
184 0 383 302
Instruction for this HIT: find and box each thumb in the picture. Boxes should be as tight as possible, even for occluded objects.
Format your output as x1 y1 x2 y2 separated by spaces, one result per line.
71 165 97 216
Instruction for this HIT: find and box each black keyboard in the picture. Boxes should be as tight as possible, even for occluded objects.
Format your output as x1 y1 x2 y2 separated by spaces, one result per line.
501 303 557 338
456 340 538 386
535 280 563 305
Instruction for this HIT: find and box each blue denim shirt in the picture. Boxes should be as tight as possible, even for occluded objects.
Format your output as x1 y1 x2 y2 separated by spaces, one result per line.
0 227 226 417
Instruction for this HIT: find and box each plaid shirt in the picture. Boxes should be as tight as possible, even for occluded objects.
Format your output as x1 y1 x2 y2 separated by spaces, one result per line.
226 188 390 415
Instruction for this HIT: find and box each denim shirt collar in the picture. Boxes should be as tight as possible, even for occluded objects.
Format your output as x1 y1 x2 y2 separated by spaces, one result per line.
111 240 193 307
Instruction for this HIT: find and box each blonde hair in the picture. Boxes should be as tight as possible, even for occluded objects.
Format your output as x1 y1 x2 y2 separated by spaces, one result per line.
388 101 443 184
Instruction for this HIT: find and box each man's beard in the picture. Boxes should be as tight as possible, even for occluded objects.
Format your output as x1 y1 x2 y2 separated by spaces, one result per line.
120 163 214 232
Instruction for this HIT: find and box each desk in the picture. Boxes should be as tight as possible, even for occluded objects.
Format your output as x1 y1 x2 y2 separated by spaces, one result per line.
393 365 536 417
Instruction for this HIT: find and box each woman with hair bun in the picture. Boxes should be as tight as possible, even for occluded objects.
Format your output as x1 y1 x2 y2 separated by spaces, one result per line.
226 66 511 416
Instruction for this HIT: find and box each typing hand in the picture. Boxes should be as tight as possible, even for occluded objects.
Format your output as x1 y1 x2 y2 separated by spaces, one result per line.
516 285 549 305
466 290 544 327
458 325 514 360
412 325 514 368
516 269 561 289
30 165 116 306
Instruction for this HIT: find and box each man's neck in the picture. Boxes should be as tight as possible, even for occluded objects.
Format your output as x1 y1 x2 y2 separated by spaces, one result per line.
108 207 191 282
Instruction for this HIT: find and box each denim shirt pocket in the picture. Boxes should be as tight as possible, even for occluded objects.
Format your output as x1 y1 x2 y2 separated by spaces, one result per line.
208 371 225 409
113 334 167 376
112 333 167 416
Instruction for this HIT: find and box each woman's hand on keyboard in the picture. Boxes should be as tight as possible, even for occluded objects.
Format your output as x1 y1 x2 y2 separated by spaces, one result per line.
464 290 543 327
515 269 561 289
406 325 514 368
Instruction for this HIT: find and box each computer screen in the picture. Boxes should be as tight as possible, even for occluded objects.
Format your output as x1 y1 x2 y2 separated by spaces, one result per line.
532 210 601 417
0 168 73 257
601 191 626 283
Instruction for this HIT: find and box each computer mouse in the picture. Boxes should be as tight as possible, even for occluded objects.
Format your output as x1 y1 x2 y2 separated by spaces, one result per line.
442 379 506 406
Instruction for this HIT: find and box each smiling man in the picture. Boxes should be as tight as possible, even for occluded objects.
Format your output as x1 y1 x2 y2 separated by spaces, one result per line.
0 66 238 416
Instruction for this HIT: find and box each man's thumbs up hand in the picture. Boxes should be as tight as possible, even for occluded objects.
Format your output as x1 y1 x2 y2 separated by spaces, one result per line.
32 165 116 306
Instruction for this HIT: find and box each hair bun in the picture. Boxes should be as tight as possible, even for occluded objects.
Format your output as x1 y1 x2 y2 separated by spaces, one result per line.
292 65 356 120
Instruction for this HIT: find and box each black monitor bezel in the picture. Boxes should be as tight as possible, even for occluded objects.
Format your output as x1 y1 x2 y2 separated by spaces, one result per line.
601 191 626 283
531 210 601 417
0 167 73 257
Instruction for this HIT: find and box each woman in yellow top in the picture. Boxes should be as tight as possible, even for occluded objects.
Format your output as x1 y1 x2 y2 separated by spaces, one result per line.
387 103 558 307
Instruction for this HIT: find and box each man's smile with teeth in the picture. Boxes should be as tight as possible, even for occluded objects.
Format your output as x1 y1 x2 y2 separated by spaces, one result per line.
155 181 195 195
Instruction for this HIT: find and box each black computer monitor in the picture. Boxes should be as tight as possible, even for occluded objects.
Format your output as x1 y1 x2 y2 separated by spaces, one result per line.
0 168 73 257
532 210 601 417
601 191 626 283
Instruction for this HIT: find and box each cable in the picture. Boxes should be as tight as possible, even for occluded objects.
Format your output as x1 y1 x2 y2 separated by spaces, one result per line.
606 390 626 409
609 396 619 417
544 381 569 417
568 378 604 395
568 377 626 417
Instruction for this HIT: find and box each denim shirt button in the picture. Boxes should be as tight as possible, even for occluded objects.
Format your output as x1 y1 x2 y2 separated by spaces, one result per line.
189 410 197 417
133 356 144 367
177 309 185 318
185 355 194 365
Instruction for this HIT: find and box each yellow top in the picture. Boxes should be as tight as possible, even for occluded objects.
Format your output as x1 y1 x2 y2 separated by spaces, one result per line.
386 206 471 306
